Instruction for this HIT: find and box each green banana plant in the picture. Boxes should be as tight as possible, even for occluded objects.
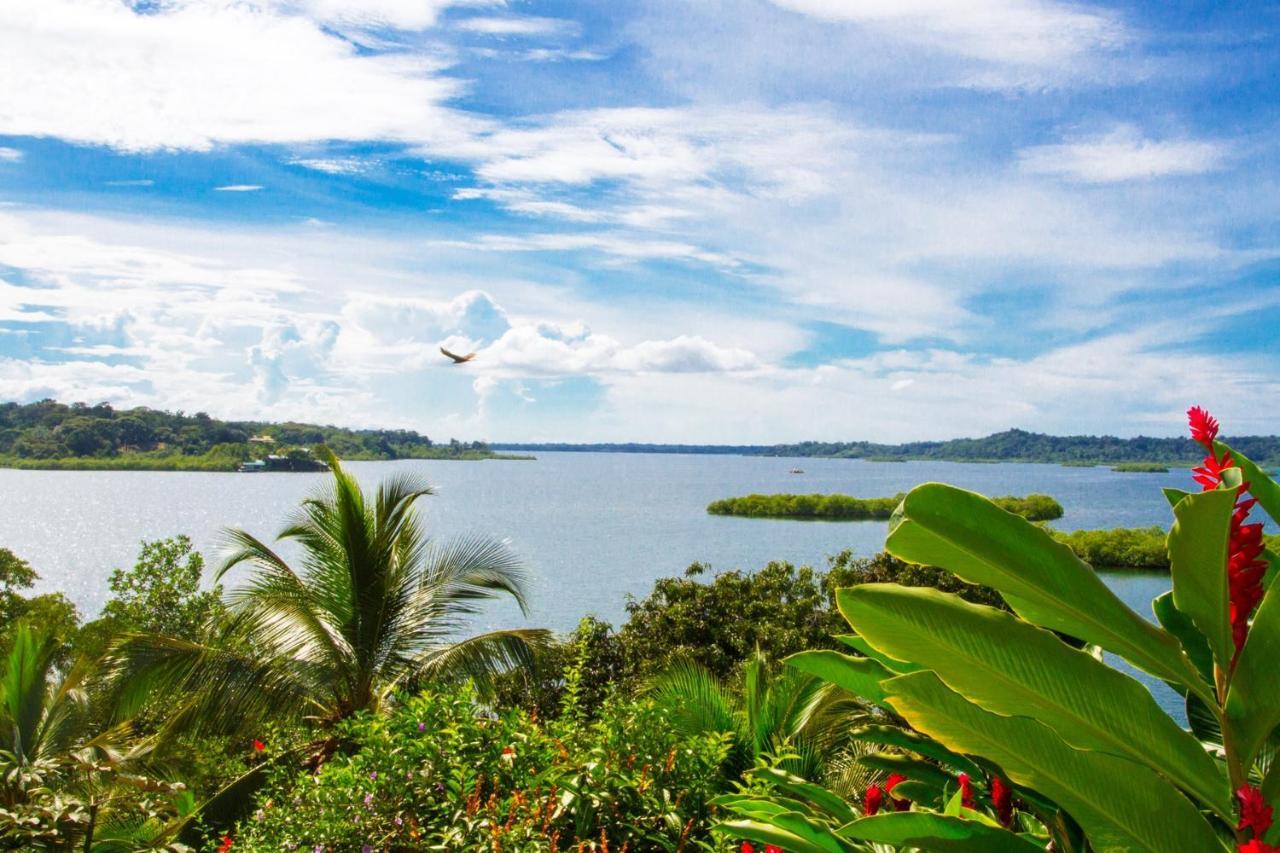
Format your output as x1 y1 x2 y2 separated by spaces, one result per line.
717 412 1280 853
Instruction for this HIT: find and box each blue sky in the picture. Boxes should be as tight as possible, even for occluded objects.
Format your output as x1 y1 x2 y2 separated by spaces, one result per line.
0 0 1277 442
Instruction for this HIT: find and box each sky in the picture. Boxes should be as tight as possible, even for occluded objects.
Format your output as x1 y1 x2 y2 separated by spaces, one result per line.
0 0 1278 443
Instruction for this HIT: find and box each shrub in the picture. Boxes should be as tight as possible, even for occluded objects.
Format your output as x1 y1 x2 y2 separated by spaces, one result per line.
229 687 732 850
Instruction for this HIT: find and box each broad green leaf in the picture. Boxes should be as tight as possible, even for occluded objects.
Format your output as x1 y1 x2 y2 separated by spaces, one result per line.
835 634 923 673
1227 578 1280 768
1168 488 1236 670
884 483 1209 701
1163 487 1193 508
838 812 1045 852
786 650 891 704
1216 442 1280 527
751 767 858 824
858 752 957 791
1152 591 1213 688
838 584 1231 817
717 815 853 853
848 724 981 776
1262 751 1280 806
889 779 941 805
883 672 1226 853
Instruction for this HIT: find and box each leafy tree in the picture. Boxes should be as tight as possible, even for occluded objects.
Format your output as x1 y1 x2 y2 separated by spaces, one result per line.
108 456 550 740
0 549 80 659
100 535 223 641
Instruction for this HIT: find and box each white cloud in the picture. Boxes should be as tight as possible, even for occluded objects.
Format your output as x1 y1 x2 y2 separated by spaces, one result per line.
766 0 1122 67
104 179 155 187
0 0 472 151
1018 126 1227 183
214 184 264 192
456 16 577 37
288 157 373 175
0 147 22 163
277 0 489 31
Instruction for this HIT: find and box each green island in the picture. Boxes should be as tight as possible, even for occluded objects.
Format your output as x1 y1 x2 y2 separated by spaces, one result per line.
2 426 1280 851
0 399 528 471
1111 461 1172 473
707 491 1064 521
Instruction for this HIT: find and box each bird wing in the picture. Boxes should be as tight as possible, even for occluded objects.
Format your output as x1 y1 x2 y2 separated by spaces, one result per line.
440 347 476 363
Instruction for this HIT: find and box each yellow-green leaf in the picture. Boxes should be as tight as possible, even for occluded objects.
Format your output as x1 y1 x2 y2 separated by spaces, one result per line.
883 671 1226 853
838 584 1231 818
1168 488 1236 671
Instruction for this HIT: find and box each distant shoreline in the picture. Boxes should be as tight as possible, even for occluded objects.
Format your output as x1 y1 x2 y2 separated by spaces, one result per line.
494 429 1280 468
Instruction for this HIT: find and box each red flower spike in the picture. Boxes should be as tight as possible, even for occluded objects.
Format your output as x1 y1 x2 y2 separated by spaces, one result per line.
1188 406 1220 448
252 739 265 752
957 773 975 810
1239 786 1274 837
766 847 782 853
1239 841 1277 853
884 772 911 811
991 777 1013 827
1188 408 1267 654
218 836 234 853
864 784 884 816
740 844 753 853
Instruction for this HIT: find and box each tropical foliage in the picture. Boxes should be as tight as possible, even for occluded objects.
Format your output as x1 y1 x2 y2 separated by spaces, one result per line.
717 407 1280 852
108 455 549 740
228 687 732 851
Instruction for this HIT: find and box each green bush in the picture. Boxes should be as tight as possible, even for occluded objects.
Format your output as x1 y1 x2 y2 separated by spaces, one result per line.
229 687 732 850
707 493 1062 521
1049 526 1169 569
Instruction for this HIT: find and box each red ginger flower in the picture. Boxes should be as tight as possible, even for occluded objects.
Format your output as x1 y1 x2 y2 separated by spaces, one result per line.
957 773 975 809
885 772 910 811
991 777 1013 827
1187 406 1269 653
1189 406 1220 446
1239 841 1276 853
218 836 233 853
252 739 265 752
1239 785 1275 838
864 783 884 815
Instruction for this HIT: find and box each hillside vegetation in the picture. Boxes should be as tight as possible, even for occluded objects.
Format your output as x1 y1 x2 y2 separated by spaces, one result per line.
0 399 516 470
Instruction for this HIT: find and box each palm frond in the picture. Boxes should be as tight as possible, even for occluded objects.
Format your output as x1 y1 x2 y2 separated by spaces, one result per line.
404 628 551 699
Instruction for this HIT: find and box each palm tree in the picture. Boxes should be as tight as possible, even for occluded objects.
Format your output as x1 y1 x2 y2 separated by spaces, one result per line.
648 650 872 783
109 454 549 738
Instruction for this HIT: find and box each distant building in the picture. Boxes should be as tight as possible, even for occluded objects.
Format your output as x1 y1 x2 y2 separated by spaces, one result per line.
249 434 276 444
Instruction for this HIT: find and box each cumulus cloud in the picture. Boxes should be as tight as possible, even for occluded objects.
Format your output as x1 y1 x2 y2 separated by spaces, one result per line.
0 0 473 151
1018 126 1228 183
0 147 22 163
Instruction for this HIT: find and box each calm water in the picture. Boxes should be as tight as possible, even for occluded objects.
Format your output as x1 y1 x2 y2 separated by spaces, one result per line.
1 453 1217 715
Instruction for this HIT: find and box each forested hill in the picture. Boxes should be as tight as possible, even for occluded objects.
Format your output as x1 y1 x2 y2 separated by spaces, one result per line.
497 428 1280 466
0 400 501 469
763 428 1280 465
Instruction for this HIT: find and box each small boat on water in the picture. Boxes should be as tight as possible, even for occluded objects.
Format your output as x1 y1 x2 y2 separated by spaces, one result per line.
789 468 805 474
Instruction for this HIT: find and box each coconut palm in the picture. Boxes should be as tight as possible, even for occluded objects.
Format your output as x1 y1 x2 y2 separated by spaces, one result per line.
649 649 874 783
108 454 549 737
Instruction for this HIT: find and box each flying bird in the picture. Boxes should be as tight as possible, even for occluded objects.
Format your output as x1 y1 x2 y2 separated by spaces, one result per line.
440 346 477 364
